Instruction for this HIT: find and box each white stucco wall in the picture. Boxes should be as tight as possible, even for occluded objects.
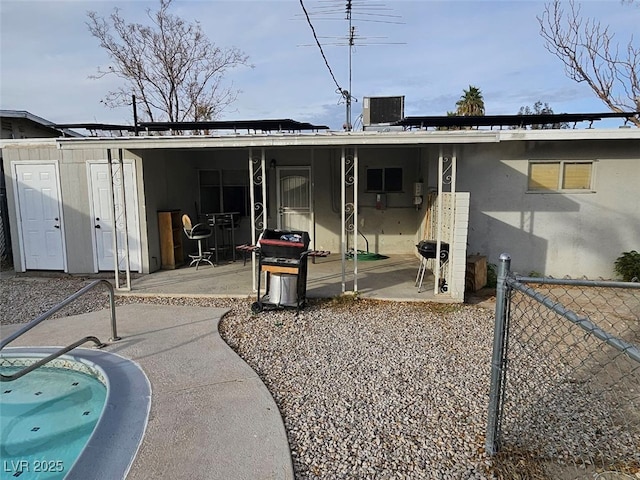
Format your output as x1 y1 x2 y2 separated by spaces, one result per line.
139 146 427 257
458 140 640 279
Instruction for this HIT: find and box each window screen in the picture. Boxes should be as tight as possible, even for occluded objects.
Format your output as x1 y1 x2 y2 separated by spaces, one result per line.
366 167 402 192
367 169 383 191
385 168 403 192
529 162 560 190
528 161 593 192
562 162 592 189
199 169 251 215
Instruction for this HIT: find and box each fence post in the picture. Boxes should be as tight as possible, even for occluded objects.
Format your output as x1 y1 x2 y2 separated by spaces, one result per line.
486 253 511 456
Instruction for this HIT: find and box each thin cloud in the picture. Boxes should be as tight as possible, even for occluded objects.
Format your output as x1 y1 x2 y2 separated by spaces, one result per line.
1 0 637 130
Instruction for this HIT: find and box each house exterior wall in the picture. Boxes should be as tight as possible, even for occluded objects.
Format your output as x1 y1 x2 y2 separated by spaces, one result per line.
355 147 424 254
5 132 635 283
457 139 640 279
3 143 146 274
138 149 199 271
138 146 427 259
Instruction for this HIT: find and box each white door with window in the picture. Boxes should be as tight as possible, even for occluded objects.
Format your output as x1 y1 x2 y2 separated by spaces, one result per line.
13 163 66 270
89 162 141 272
276 167 312 235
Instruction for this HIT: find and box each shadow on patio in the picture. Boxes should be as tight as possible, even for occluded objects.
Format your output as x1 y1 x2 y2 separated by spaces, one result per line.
128 254 445 302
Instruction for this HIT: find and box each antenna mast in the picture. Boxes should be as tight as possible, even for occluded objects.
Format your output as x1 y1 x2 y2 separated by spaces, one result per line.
345 0 353 131
298 0 403 131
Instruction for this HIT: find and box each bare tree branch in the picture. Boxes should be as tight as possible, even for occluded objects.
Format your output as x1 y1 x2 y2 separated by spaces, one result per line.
86 0 251 124
538 0 639 127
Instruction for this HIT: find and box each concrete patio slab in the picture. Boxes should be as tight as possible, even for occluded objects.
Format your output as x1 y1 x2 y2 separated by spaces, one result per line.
126 253 444 303
2 304 294 480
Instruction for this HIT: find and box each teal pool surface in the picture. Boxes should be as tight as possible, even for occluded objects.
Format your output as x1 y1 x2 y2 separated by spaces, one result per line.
0 349 151 480
1 364 107 480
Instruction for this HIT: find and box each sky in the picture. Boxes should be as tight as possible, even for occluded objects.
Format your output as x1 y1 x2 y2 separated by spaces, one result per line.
1 0 638 131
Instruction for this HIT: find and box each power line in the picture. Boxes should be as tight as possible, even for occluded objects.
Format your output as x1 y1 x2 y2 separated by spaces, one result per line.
299 0 346 97
298 0 402 130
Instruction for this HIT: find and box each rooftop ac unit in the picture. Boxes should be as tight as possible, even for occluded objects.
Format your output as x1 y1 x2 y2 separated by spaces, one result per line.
362 96 405 126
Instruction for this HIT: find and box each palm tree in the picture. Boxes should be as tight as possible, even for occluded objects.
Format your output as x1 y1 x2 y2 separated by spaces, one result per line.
455 86 485 116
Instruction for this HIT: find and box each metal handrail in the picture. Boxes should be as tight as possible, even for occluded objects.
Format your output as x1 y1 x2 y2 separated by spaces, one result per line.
0 279 120 382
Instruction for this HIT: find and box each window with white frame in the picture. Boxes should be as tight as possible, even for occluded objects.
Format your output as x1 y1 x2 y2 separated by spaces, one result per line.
527 161 594 192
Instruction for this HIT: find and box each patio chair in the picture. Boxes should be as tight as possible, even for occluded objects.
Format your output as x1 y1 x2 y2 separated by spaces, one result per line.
182 214 214 269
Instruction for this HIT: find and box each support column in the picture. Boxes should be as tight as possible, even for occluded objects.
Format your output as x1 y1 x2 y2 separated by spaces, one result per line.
106 149 131 291
434 147 444 295
249 148 267 292
434 146 456 296
117 149 131 291
341 147 357 293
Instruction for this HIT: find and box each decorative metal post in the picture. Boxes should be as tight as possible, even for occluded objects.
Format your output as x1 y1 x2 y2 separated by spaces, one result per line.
341 147 357 293
353 147 358 292
116 149 131 291
434 146 455 295
249 148 267 292
106 150 119 290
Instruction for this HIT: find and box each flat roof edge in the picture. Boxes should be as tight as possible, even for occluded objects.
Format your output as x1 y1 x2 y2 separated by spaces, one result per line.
5 128 636 151
0 138 59 148
54 131 500 149
497 128 640 141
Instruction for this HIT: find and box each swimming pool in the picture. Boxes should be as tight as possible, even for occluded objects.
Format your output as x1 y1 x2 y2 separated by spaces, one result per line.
0 348 151 480
1 359 106 479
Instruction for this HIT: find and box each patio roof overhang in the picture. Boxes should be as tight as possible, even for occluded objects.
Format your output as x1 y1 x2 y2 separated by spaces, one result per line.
53 127 640 151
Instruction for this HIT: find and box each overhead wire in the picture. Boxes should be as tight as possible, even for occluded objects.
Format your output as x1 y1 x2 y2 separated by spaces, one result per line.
298 0 347 99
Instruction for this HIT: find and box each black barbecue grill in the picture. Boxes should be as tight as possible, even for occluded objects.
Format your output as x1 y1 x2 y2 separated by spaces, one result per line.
416 240 449 262
248 229 328 313
415 240 450 293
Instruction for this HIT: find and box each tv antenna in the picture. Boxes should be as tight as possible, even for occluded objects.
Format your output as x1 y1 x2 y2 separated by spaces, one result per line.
298 0 403 130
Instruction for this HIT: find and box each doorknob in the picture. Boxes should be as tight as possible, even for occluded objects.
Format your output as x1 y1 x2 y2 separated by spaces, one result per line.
54 225 60 229
95 225 101 229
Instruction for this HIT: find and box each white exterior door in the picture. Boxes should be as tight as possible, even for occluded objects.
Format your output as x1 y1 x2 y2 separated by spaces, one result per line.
89 163 141 272
13 163 66 270
276 167 312 234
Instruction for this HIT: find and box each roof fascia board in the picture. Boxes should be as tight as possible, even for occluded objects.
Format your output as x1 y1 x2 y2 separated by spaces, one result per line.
36 128 640 151
0 138 59 148
497 128 640 141
55 131 499 150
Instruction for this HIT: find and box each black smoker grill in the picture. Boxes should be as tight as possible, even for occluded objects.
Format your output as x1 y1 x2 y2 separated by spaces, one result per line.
415 240 450 293
250 229 321 313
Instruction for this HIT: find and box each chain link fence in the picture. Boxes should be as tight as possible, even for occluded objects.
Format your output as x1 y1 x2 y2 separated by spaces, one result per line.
0 161 12 267
486 254 640 478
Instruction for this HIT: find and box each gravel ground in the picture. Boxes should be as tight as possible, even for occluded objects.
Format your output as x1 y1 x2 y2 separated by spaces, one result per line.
220 299 496 479
1 273 498 479
3 273 639 479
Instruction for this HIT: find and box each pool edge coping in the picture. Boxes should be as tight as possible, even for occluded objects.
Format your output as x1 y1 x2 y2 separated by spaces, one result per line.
1 347 151 480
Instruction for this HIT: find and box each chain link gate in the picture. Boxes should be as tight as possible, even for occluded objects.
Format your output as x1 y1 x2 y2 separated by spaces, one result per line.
487 254 640 478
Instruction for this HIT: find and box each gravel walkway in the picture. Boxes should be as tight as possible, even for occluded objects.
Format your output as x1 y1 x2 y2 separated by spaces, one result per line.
1 273 497 479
